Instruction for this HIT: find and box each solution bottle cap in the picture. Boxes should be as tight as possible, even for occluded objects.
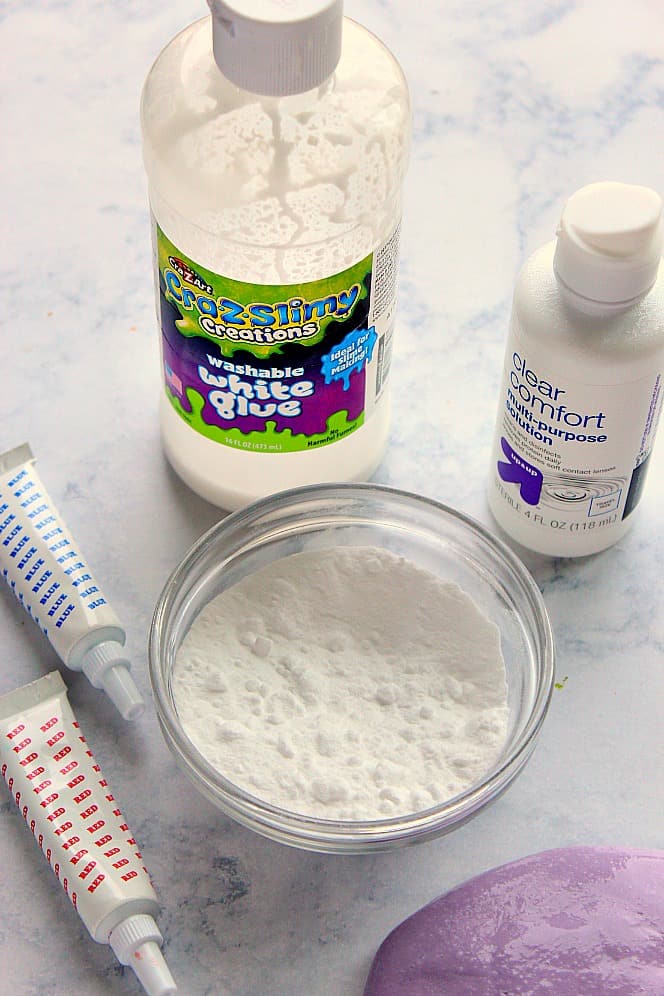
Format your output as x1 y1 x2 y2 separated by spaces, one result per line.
206 0 343 96
553 181 663 305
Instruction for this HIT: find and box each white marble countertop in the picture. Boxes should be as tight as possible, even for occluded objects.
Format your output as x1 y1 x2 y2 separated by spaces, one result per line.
1 1 663 994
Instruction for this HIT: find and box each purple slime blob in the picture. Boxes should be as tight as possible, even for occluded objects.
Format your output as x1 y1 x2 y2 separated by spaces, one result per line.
364 847 664 995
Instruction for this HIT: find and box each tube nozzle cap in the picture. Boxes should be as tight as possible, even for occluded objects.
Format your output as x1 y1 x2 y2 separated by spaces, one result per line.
81 641 145 721
101 664 145 721
110 915 177 996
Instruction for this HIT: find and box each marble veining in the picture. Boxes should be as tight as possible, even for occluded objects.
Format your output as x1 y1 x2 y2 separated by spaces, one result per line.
1 0 663 993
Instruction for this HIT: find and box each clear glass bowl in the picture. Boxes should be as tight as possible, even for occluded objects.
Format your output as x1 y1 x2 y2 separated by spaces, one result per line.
149 484 555 853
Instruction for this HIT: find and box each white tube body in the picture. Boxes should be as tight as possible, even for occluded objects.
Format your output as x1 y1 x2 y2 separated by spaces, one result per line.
0 445 144 719
0 444 123 665
0 672 158 941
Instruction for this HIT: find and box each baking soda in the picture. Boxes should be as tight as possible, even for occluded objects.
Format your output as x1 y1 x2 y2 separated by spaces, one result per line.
172 547 509 820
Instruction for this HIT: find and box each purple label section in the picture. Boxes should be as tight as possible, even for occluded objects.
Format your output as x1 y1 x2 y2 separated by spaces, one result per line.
497 437 543 505
162 334 366 438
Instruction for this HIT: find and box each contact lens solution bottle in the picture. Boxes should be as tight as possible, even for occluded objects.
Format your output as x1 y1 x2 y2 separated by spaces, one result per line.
488 181 664 556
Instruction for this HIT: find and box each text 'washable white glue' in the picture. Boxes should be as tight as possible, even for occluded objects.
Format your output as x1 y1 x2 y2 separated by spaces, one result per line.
0 444 144 719
0 672 176 995
488 182 664 557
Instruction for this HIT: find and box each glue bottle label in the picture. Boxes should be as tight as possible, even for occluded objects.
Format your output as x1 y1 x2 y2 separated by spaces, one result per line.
489 320 663 538
153 223 400 454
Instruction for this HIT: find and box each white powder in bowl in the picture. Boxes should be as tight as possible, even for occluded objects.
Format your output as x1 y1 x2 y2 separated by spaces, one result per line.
172 546 509 821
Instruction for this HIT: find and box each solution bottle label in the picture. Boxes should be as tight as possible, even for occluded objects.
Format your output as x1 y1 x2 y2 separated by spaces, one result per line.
153 223 400 454
489 321 663 539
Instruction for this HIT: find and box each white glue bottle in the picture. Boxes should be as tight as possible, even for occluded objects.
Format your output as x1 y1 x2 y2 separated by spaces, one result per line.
141 1 410 510
488 181 664 557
